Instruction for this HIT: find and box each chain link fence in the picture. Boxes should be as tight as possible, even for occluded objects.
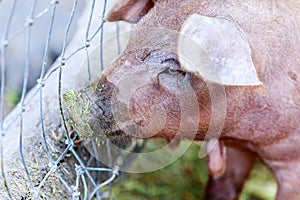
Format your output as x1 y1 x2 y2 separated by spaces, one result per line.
0 0 141 199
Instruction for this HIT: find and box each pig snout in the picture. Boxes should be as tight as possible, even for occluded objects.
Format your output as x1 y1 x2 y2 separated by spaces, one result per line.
64 76 122 139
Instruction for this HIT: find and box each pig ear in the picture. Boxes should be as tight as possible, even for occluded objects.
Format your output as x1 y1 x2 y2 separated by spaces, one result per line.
105 0 154 23
178 14 262 86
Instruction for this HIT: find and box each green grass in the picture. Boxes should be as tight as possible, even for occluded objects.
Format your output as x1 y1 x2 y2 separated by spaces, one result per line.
5 89 20 109
112 140 277 200
241 163 277 200
112 140 208 200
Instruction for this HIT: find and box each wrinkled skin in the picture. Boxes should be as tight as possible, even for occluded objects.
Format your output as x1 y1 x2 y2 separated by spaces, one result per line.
82 0 300 199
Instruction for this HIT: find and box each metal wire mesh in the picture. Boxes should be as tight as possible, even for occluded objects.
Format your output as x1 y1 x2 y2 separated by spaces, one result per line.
0 0 133 199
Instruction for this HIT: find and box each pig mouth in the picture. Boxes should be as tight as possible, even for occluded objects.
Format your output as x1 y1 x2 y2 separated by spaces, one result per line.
105 130 135 142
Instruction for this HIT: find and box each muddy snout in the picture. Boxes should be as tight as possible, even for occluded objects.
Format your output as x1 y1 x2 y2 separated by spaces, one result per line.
63 76 124 140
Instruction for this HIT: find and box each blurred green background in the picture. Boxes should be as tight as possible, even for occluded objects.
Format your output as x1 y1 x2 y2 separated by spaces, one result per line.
112 140 277 200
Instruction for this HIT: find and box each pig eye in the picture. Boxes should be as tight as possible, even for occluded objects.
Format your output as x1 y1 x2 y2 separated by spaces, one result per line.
159 56 183 73
157 66 186 85
160 58 180 66
168 67 185 75
158 66 185 77
160 58 184 73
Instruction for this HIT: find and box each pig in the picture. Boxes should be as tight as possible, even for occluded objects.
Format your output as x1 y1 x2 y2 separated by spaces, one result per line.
64 0 300 199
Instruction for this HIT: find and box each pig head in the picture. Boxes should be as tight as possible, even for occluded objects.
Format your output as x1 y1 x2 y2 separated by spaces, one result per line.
65 0 300 199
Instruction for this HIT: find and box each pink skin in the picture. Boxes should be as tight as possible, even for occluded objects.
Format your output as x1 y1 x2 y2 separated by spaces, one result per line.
100 0 300 199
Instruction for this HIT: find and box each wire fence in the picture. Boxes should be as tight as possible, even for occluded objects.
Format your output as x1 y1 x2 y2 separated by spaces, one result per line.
0 0 138 199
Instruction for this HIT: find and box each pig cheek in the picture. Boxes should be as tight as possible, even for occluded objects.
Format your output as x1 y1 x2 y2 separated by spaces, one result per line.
129 84 181 139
